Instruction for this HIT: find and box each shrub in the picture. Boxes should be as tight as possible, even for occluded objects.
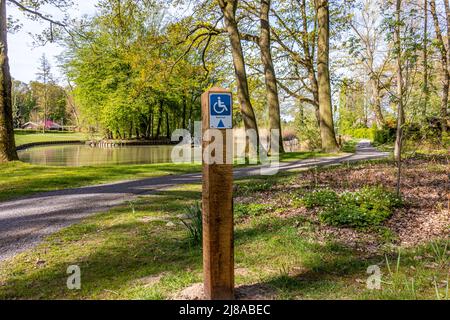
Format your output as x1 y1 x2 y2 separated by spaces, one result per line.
180 202 203 245
236 180 275 196
235 203 267 219
373 125 396 145
301 187 402 229
301 189 339 209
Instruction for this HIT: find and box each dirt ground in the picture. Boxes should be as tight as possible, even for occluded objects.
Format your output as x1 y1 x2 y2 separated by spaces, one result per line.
247 156 449 255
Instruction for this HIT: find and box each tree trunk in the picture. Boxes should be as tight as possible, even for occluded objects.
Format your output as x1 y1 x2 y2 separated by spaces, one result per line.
423 0 429 118
371 79 385 127
219 0 260 157
394 0 404 196
301 0 321 127
156 101 163 138
444 0 450 133
430 0 449 134
0 0 18 162
315 0 339 152
182 93 187 130
260 0 284 154
166 111 170 139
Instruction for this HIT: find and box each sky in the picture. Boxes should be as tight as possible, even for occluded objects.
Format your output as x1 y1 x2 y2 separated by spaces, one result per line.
8 0 99 84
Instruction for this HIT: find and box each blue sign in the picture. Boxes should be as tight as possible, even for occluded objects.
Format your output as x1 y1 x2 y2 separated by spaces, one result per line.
209 93 232 129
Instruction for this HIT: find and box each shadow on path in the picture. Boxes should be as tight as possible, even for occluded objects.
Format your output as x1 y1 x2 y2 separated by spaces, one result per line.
0 142 388 261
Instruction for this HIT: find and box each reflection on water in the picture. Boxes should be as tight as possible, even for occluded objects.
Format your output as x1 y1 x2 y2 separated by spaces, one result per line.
18 144 176 167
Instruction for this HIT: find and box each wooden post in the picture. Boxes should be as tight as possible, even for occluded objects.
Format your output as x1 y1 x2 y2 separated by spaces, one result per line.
202 87 234 300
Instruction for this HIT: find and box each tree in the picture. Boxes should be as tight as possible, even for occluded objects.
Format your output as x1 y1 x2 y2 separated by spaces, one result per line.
393 0 405 196
0 0 71 162
65 0 212 139
11 80 36 127
430 0 449 135
36 54 52 133
0 0 17 161
347 0 392 127
315 0 339 152
271 0 321 126
217 0 260 157
239 0 285 154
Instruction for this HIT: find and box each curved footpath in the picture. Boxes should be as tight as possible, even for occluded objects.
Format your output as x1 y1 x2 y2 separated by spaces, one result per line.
0 142 388 262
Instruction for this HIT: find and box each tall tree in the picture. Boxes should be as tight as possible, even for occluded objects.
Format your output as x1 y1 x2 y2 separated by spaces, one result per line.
36 54 52 133
430 0 449 135
394 0 405 196
271 0 321 126
348 0 390 127
314 0 339 151
240 0 285 153
422 0 429 117
217 0 260 156
0 0 18 162
259 0 284 154
0 0 70 162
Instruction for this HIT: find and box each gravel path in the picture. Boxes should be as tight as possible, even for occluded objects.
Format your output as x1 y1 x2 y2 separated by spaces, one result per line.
0 142 387 262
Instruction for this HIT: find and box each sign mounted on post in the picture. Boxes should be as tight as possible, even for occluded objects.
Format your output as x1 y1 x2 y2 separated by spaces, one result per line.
209 93 233 129
201 88 234 300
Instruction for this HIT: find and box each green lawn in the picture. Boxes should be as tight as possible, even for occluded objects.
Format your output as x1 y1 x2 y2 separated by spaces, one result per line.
0 161 201 202
0 147 344 202
0 161 447 300
15 131 90 147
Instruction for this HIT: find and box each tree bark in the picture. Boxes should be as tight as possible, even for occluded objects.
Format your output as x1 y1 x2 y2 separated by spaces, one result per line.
444 0 450 132
260 0 284 154
218 0 260 156
0 0 19 162
166 111 170 139
430 0 449 134
423 0 429 118
156 101 163 138
371 78 385 127
394 0 404 196
315 0 339 152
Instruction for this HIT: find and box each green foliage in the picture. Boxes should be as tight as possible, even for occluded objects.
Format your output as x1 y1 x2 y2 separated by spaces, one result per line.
235 203 268 220
63 1 218 138
294 110 322 150
301 187 402 229
342 127 375 140
341 140 358 153
301 189 339 209
180 202 203 246
373 125 396 145
235 180 276 196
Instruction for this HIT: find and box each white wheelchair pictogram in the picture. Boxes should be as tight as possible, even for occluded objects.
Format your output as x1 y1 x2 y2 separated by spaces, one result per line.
213 97 229 114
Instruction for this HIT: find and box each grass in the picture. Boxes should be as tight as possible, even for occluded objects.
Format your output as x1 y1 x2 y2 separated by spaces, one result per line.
0 161 201 202
0 166 447 300
279 151 340 162
14 130 91 147
0 144 348 202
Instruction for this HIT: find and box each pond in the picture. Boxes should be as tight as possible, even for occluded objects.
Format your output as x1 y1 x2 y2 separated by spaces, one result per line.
18 144 177 167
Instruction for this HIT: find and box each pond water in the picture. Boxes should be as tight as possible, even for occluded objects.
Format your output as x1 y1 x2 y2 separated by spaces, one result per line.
18 144 177 167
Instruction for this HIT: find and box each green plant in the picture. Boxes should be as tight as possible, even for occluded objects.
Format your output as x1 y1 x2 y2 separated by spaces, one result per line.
320 187 402 229
301 189 340 209
429 240 449 267
341 140 358 153
301 187 402 229
180 202 203 246
127 201 136 214
235 203 268 219
236 180 275 196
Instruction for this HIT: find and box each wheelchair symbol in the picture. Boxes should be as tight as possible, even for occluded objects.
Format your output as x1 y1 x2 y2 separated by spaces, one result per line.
213 97 229 114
